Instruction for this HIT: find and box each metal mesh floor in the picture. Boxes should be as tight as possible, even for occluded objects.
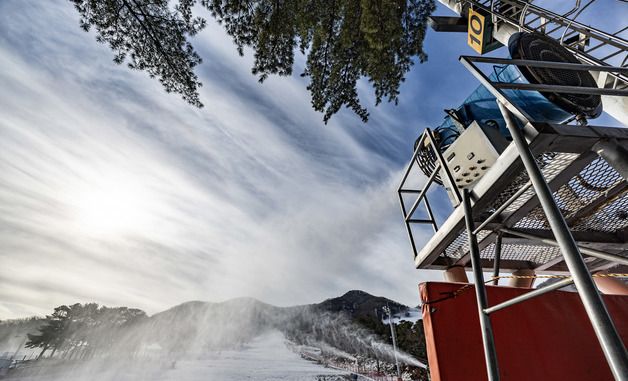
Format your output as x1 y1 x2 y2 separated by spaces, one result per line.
406 123 628 274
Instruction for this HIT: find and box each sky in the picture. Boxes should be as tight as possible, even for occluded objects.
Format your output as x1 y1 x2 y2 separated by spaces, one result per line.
0 0 624 319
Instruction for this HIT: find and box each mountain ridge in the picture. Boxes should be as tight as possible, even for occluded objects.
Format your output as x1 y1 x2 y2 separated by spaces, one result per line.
0 289 428 379
146 289 412 325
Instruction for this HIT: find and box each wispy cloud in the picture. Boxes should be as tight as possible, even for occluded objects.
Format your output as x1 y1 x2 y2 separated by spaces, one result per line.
3 0 623 319
0 0 448 318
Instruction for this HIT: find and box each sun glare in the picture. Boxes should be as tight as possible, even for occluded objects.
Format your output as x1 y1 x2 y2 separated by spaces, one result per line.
72 174 155 237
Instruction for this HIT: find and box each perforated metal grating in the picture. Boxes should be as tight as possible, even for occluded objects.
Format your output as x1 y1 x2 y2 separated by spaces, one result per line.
515 157 628 233
513 210 549 230
444 229 492 259
438 152 627 266
485 152 579 216
443 152 582 262
480 242 562 264
572 192 628 232
562 158 628 232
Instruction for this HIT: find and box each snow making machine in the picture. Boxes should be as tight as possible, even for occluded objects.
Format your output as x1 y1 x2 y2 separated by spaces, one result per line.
398 1 628 381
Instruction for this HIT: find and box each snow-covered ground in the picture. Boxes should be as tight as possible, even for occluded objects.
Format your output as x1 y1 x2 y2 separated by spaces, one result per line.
6 331 349 381
381 308 421 325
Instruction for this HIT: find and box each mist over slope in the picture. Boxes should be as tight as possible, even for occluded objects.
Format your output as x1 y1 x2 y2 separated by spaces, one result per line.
118 291 417 358
0 291 427 380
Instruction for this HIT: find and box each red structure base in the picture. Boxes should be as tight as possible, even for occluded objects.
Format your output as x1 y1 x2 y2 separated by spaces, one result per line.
420 282 628 381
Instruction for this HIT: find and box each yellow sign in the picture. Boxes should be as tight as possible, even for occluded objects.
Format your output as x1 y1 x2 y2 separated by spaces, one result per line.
467 9 487 54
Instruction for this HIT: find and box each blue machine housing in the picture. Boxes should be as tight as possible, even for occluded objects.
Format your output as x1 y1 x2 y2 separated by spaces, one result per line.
433 64 573 149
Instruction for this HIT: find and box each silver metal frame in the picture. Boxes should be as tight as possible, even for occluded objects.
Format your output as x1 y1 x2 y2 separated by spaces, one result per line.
398 58 628 272
401 124 628 273
498 102 628 380
463 189 500 381
397 128 455 259
399 56 628 380
470 0 628 86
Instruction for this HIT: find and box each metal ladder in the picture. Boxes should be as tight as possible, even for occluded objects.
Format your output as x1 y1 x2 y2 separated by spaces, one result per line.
467 0 628 91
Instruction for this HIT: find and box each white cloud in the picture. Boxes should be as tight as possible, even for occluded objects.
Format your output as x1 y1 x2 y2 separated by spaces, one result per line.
0 0 442 318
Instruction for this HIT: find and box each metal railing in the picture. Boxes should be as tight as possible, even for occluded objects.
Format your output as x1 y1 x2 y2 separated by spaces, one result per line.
457 56 628 381
397 129 452 258
398 56 628 267
459 55 628 123
469 0 628 89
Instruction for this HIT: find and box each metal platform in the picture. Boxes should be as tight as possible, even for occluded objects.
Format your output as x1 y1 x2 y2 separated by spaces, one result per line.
398 57 628 275
407 6 628 378
404 121 628 274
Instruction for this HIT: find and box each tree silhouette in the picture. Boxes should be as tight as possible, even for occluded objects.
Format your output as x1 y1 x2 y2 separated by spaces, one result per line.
70 0 206 107
24 303 148 360
71 0 435 122
25 306 71 358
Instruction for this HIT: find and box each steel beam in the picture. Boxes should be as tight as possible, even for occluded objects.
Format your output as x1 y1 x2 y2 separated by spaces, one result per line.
473 181 532 234
493 82 628 97
501 228 628 267
428 16 468 32
565 181 628 226
405 162 441 221
492 233 503 286
463 189 500 381
463 56 628 74
498 102 628 381
484 278 575 315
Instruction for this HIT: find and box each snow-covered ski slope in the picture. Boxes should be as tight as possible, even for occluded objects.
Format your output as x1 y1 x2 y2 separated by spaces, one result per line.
7 331 349 381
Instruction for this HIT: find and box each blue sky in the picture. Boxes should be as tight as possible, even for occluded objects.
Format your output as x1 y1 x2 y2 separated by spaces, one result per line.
0 0 624 318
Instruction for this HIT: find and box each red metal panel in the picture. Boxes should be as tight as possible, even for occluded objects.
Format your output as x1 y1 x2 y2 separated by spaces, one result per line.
420 282 628 381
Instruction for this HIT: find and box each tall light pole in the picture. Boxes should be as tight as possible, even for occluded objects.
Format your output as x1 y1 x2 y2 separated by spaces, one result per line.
383 305 401 380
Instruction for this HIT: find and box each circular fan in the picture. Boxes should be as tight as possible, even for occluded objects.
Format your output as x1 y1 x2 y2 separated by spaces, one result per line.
415 136 443 185
509 32 602 119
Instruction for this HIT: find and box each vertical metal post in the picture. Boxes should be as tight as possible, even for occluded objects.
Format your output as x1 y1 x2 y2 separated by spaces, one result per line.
498 102 628 381
424 196 439 233
384 306 402 380
405 163 441 220
426 129 463 205
397 137 426 259
463 189 500 381
492 233 502 286
398 192 419 258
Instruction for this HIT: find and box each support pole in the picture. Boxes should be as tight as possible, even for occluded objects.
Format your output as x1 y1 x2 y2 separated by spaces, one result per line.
423 197 439 233
463 189 500 381
498 102 628 381
484 278 575 315
492 233 502 286
383 306 402 381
